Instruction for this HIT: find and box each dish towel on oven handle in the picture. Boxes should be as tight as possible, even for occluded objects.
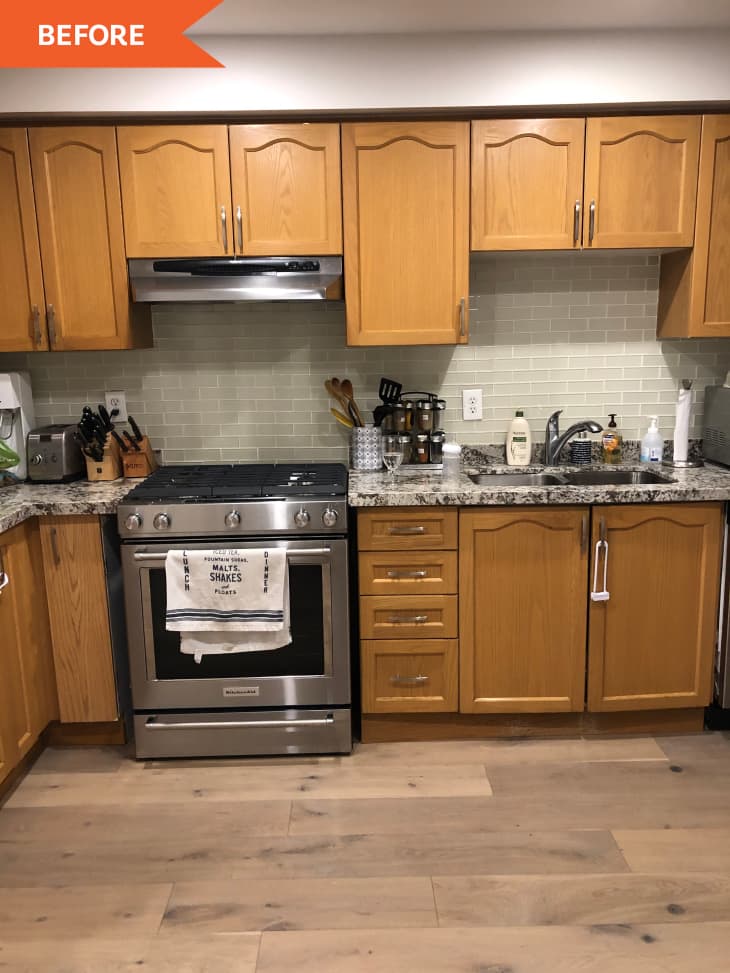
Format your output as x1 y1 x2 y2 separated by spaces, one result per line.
165 548 291 662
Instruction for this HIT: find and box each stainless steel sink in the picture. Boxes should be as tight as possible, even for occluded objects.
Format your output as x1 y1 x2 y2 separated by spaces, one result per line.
468 472 564 486
560 470 674 486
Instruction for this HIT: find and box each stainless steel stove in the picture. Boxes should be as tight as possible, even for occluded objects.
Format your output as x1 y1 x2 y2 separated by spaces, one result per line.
118 463 351 759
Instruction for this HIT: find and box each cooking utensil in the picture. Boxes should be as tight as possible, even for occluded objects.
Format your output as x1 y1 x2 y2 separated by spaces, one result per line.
330 408 354 429
338 378 364 427
129 416 144 442
123 431 141 452
378 377 402 404
372 404 392 428
324 379 355 419
98 404 113 430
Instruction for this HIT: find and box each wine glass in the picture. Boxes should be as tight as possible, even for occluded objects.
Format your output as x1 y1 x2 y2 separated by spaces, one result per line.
382 435 404 483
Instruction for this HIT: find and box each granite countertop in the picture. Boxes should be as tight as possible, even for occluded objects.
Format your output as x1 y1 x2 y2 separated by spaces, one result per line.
0 479 133 534
347 462 730 507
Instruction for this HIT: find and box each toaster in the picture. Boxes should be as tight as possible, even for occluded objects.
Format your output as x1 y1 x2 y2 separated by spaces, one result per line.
26 424 85 482
702 385 730 467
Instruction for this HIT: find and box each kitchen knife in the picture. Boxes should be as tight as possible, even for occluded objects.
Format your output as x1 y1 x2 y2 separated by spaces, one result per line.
111 430 128 453
128 416 144 442
123 431 141 452
98 404 114 430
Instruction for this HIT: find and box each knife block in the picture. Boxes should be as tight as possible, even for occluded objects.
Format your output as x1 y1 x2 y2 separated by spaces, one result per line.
122 435 159 479
85 434 123 482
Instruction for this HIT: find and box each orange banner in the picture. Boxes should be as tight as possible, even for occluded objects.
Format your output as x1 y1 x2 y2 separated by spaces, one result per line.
0 1 224 68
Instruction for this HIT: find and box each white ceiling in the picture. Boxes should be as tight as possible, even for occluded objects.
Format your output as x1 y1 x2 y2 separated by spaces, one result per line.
191 0 730 35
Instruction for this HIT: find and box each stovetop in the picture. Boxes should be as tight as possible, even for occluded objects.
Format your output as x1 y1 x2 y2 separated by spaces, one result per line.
123 463 348 503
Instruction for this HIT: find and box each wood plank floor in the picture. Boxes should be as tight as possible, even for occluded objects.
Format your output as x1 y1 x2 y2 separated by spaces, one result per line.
1 732 729 971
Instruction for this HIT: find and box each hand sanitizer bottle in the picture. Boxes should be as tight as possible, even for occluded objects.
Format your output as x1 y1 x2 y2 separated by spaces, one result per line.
640 416 664 463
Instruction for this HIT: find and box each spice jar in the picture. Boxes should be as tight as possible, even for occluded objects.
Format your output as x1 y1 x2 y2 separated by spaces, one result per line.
415 400 434 433
397 434 413 465
429 431 445 464
433 399 446 431
401 399 414 432
391 404 407 433
414 433 430 464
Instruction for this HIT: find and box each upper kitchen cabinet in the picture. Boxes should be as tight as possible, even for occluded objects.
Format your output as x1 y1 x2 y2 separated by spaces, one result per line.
228 124 342 255
657 115 730 338
342 121 469 346
117 123 342 257
29 127 151 351
0 129 47 351
117 125 233 257
471 118 586 250
471 115 700 251
583 116 700 248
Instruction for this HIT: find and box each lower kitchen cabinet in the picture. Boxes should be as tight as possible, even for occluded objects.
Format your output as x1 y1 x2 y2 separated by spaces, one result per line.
587 503 723 711
361 639 458 713
459 507 589 713
39 515 118 723
0 521 57 785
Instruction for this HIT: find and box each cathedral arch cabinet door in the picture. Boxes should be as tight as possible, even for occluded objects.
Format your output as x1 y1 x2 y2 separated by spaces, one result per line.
342 121 470 346
586 503 723 712
459 507 589 714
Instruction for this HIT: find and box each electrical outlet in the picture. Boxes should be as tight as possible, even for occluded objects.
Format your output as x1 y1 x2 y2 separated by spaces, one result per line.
462 388 483 421
105 390 128 423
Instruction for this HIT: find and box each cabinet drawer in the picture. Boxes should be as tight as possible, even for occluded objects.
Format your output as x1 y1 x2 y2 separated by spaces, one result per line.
358 508 457 551
358 551 458 595
360 595 458 639
361 639 458 713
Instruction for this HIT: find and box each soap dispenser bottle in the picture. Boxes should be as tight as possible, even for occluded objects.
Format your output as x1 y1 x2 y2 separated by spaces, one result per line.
640 416 664 463
506 410 531 467
601 414 622 465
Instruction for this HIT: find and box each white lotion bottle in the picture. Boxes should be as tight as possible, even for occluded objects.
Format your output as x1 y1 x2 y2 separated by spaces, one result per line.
506 410 532 467
640 416 664 463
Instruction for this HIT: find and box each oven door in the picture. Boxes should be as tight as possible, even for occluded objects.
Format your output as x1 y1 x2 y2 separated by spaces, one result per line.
121 538 350 711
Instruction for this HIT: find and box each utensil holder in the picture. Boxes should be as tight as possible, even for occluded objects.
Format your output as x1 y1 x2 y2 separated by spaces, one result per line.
350 425 382 471
122 436 159 479
85 434 123 481
569 440 592 465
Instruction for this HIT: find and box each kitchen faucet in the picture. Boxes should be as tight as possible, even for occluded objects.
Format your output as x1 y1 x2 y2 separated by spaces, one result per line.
544 410 603 465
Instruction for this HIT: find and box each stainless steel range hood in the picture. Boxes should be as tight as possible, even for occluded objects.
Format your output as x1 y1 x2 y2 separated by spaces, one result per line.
129 257 343 303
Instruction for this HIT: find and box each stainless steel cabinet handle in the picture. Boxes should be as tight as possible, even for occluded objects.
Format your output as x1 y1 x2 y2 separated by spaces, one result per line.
236 205 243 251
581 514 588 554
588 199 596 244
459 297 466 337
50 527 61 567
386 569 428 579
388 526 426 535
387 614 428 625
47 304 57 345
390 674 429 686
573 200 581 245
31 304 42 345
220 205 228 253
133 548 331 563
146 715 334 731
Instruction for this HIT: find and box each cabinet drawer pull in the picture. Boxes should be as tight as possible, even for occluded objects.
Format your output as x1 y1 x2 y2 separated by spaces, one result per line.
220 205 228 253
388 614 428 624
32 304 42 345
390 674 429 686
588 199 596 244
236 205 243 251
573 200 581 245
388 525 426 535
47 304 57 345
386 569 428 579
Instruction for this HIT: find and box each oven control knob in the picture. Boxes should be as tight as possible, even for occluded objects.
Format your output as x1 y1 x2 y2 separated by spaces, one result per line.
224 510 241 528
124 513 143 531
294 507 310 528
322 507 339 527
153 513 171 531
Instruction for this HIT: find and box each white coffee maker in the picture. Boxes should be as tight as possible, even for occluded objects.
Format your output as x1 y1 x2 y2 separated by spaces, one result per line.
0 372 36 481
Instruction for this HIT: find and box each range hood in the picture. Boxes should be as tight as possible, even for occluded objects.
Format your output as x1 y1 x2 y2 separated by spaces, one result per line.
128 257 343 303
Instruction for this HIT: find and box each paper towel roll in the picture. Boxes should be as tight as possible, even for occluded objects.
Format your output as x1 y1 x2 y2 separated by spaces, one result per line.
673 386 692 463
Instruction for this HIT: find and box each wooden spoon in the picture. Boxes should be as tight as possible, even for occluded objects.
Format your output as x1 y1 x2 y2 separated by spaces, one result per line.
324 378 351 414
339 378 365 427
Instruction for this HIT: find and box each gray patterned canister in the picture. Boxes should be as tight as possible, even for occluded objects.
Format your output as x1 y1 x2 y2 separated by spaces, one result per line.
350 425 382 471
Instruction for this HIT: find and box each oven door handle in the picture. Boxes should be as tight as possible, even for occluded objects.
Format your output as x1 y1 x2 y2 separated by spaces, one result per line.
133 548 332 562
145 715 335 730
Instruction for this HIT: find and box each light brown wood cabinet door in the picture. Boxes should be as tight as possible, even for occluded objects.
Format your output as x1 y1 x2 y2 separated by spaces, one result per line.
117 125 233 257
29 127 145 351
587 504 722 712
583 116 701 248
658 115 730 338
0 521 57 784
342 121 469 345
459 507 589 714
0 129 47 351
229 124 342 255
471 118 586 250
40 516 118 723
